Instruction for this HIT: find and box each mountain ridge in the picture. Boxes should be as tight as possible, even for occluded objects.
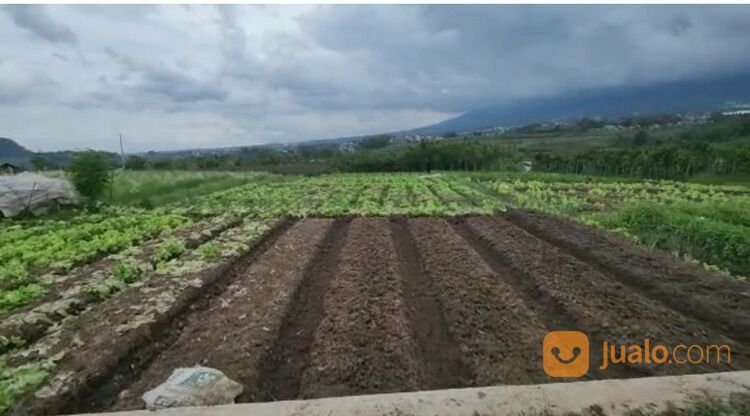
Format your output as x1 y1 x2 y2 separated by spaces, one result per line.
0 137 33 159
406 72 750 135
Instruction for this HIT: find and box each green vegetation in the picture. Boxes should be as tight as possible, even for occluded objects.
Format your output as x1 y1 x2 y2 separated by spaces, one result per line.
152 238 187 265
533 143 750 180
478 172 750 277
67 151 112 200
108 170 265 207
111 260 142 284
196 242 221 261
599 204 750 275
0 208 186 312
0 360 47 413
102 114 750 184
0 284 45 312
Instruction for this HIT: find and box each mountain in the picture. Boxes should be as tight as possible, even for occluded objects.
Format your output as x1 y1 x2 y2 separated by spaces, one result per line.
409 72 750 135
0 137 33 159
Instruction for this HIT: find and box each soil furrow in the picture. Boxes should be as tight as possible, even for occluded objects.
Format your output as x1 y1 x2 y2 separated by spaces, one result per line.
407 218 549 385
450 218 635 381
105 219 335 411
463 216 748 377
389 218 472 389
258 219 350 402
10 218 292 416
505 209 750 341
300 218 424 399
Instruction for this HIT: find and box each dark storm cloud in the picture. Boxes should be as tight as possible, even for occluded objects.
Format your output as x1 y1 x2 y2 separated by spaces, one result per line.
296 5 750 111
2 5 77 45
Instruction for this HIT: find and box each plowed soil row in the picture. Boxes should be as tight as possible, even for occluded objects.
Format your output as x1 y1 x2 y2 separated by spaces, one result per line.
505 209 750 339
259 219 349 401
300 218 423 398
457 216 748 376
407 218 550 385
10 214 748 416
110 219 336 410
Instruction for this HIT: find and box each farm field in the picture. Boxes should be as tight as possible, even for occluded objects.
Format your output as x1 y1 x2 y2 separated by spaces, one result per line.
1 171 749 414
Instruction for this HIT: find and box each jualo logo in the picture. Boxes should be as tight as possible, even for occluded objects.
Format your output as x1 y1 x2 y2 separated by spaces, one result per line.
543 331 590 377
543 331 731 378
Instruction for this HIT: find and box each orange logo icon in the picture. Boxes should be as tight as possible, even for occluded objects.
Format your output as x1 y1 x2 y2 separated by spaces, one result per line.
543 331 590 378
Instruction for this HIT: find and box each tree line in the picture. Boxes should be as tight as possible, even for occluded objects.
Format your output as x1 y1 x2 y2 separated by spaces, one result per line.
532 143 750 179
123 140 521 174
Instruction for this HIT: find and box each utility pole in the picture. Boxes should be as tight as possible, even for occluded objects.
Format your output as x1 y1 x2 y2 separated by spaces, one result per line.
119 134 126 169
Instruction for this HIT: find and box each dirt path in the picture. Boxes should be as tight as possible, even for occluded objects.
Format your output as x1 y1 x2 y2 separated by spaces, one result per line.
300 218 424 399
407 218 550 385
505 209 750 340
461 217 749 376
109 219 335 410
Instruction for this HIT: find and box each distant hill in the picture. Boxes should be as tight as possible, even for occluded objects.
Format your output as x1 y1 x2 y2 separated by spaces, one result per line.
408 72 750 135
0 137 33 159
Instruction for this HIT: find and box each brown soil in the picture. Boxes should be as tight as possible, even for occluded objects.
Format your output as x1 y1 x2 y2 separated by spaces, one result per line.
10 214 750 416
460 216 749 376
110 219 335 410
505 209 750 340
408 218 551 385
300 218 423 398
258 219 350 401
389 218 473 389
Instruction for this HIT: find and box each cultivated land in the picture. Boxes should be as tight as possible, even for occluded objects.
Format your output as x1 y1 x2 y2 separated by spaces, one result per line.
1 172 749 415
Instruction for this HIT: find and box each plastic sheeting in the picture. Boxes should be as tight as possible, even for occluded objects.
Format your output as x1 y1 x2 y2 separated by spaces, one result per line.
0 172 78 217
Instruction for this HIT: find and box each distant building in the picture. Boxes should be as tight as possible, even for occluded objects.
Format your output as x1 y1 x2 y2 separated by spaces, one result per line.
339 141 355 153
721 109 750 116
0 162 23 175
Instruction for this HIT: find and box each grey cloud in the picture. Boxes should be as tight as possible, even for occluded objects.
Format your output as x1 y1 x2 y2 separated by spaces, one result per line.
295 5 750 112
3 5 750 151
105 49 228 104
2 5 77 45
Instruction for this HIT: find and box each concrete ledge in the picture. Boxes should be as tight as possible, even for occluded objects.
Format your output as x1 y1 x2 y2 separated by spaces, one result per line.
79 371 750 416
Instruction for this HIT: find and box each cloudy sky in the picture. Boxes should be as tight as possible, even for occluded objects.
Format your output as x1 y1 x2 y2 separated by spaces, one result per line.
1 5 750 152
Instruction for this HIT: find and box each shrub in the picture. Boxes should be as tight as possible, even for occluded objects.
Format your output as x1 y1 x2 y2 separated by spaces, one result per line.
67 151 112 200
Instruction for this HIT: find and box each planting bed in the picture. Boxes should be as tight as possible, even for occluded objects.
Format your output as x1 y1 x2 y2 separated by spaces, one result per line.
4 212 749 415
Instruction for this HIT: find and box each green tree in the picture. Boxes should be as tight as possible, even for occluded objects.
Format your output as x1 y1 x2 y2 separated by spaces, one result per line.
125 155 148 170
632 130 649 147
29 155 51 171
67 151 112 200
